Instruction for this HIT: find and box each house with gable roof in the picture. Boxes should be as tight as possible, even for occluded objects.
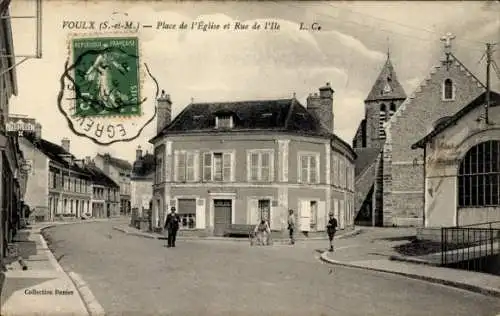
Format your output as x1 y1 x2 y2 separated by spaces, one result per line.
93 153 132 215
149 84 356 237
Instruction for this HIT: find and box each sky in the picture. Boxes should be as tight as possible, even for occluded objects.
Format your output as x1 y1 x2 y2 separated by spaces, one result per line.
8 0 500 163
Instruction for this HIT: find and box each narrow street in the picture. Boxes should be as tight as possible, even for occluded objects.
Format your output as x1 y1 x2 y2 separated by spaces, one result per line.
41 221 500 316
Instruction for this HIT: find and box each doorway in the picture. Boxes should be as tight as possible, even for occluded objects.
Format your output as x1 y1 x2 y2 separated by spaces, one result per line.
213 199 232 236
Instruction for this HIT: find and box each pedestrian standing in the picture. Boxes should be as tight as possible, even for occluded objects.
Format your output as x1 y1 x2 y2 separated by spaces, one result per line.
165 206 180 248
287 209 295 245
326 212 338 252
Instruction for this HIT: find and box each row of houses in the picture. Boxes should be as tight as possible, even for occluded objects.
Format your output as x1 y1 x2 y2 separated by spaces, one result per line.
15 122 121 221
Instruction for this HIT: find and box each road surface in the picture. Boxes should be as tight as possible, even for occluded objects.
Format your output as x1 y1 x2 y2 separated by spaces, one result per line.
43 221 500 316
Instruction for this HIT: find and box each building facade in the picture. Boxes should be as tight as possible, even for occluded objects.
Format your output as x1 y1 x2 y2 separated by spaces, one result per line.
85 160 120 218
1 2 30 260
130 146 154 218
412 91 500 227
353 42 485 227
20 134 93 221
93 153 132 215
150 86 356 237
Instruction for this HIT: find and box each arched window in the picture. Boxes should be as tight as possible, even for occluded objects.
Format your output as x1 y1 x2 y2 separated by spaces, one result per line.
458 140 500 207
443 79 454 100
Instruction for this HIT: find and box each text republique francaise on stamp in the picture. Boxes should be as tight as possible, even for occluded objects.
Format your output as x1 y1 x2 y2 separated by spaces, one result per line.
59 33 158 145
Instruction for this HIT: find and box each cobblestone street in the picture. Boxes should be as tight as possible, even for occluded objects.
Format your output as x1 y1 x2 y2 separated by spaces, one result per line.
44 221 500 316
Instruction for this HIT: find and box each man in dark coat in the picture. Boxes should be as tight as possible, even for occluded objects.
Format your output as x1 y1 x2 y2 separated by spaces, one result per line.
164 206 181 247
326 212 338 252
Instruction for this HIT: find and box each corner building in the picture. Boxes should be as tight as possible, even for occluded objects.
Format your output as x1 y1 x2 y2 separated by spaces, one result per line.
150 84 356 237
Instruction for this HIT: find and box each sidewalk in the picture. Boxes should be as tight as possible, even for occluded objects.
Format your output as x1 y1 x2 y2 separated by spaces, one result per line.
319 230 500 298
1 220 109 316
1 226 88 315
112 224 362 243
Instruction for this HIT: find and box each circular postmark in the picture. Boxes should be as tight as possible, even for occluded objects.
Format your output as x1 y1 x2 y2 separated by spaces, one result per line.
58 34 159 145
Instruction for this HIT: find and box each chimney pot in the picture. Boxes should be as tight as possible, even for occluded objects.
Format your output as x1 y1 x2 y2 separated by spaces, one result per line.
61 137 70 153
157 89 172 134
136 146 143 160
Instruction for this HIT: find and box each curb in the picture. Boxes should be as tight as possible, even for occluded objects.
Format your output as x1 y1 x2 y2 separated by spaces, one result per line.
389 255 441 266
112 226 363 243
38 220 106 315
320 252 500 298
68 272 105 316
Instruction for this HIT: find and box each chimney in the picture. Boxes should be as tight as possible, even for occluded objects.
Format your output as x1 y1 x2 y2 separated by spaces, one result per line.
61 137 70 152
307 82 334 133
35 123 42 139
85 156 92 165
157 90 172 134
136 145 143 160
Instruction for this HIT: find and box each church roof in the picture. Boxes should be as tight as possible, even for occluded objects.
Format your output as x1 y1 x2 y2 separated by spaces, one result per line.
412 91 500 149
365 56 407 102
354 147 380 178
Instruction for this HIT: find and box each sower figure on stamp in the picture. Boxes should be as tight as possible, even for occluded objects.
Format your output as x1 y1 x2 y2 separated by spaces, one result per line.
326 212 338 252
164 207 180 248
287 209 295 245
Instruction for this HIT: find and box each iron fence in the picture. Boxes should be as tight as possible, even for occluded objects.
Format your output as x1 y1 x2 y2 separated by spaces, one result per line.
441 221 500 271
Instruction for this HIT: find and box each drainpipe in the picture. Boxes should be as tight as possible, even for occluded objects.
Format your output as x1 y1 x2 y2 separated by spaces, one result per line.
422 146 426 228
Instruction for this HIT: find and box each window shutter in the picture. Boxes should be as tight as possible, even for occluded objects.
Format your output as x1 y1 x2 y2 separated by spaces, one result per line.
248 198 259 225
246 151 251 182
196 198 206 229
269 151 275 182
230 152 236 182
203 152 212 181
317 201 326 232
270 202 281 230
193 152 200 181
283 145 288 182
223 152 232 182
174 151 179 182
299 199 311 232
339 200 345 229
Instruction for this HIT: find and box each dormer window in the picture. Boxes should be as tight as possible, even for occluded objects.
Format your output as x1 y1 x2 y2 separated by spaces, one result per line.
215 115 233 129
442 78 455 101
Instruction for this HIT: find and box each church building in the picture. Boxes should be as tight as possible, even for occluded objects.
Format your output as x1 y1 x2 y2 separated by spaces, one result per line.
354 35 486 227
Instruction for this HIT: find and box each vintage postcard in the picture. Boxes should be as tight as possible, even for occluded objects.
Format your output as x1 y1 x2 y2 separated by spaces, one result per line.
1 0 500 315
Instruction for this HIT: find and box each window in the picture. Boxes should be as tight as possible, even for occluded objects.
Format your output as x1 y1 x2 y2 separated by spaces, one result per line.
379 104 386 138
298 153 320 184
458 140 500 207
175 151 197 182
443 79 454 101
155 156 164 183
177 199 196 229
203 152 233 182
216 115 233 129
247 150 273 182
389 102 396 116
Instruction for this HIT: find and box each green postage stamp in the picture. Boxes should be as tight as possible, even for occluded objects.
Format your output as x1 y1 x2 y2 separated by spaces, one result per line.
72 37 141 117
59 34 158 145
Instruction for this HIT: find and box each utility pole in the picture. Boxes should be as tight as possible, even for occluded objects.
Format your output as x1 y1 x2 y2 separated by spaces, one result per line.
485 43 492 125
